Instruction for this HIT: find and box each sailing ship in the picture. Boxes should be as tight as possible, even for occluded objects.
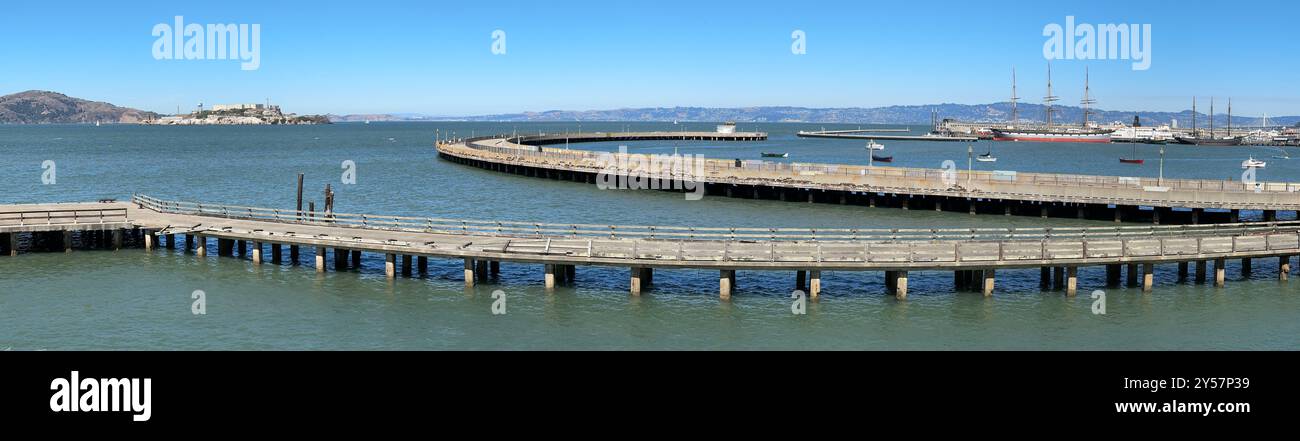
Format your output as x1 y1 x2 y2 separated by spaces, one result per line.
1174 97 1243 146
761 152 789 158
990 65 1112 143
871 155 893 163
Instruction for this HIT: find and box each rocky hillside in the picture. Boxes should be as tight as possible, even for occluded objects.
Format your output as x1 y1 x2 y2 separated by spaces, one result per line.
0 90 159 124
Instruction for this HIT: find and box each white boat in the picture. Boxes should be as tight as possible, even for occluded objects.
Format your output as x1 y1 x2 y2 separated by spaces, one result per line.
977 153 997 162
1242 157 1267 169
866 140 885 151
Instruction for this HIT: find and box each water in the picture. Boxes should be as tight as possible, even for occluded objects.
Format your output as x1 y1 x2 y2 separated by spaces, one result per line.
1 122 1297 350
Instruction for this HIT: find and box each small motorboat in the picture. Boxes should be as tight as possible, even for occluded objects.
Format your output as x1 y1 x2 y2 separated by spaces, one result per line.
1242 157 1267 169
871 155 893 163
866 140 885 151
1119 158 1145 164
761 152 789 158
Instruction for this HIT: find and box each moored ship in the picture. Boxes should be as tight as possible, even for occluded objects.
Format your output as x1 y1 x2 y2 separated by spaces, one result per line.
992 65 1112 144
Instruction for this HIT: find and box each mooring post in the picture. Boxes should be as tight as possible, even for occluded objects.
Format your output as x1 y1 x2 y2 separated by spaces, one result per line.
809 270 821 299
1214 258 1227 287
315 246 326 273
385 253 396 279
1142 263 1154 292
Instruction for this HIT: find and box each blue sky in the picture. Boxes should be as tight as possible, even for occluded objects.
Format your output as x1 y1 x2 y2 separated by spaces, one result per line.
1 0 1297 116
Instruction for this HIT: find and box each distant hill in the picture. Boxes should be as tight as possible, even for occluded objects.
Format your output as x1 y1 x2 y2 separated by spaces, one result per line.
464 104 1300 128
356 104 1299 128
0 90 159 124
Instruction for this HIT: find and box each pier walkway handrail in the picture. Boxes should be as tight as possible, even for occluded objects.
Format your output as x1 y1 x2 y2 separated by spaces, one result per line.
460 134 1300 195
131 194 1300 244
0 206 129 228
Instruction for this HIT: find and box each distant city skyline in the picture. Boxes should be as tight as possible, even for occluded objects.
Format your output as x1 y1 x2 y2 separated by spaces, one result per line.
2 0 1298 116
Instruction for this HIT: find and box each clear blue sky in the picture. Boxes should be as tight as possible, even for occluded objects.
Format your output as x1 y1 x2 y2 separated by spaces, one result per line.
2 0 1297 116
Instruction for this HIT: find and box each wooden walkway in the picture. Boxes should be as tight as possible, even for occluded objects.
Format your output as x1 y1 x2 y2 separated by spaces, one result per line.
2 195 1295 300
438 132 1300 222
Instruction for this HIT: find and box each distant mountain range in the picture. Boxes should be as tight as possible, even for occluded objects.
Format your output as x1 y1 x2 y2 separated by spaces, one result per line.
0 90 159 124
335 104 1300 128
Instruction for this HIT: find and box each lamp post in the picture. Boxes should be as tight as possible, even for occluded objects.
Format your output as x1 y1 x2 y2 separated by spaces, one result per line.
1158 146 1166 186
967 144 974 186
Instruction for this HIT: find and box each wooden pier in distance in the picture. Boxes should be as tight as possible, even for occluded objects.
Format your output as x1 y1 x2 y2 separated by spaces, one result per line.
796 129 978 142
2 195 1296 300
438 132 1300 224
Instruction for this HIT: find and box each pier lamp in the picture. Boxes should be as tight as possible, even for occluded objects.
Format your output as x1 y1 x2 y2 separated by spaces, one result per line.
1159 146 1166 186
967 144 974 186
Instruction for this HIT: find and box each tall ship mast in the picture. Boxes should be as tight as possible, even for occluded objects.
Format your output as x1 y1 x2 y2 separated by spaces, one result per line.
990 65 1112 143
1010 68 1019 126
1175 96 1242 146
1080 67 1096 127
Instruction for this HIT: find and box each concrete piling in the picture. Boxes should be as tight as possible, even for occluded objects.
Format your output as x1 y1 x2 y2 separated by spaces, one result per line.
252 242 263 264
719 269 735 299
1214 258 1227 287
271 243 282 264
809 270 821 298
385 253 396 279
464 258 475 287
195 235 206 257
1066 267 1078 296
982 269 995 296
1142 263 1154 292
1281 256 1292 281
315 246 326 272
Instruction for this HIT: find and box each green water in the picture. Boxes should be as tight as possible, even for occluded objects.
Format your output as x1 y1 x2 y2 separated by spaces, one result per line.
1 122 1297 349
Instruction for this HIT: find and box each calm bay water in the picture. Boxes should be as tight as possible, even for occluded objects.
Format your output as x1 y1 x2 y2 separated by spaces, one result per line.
1 122 1297 350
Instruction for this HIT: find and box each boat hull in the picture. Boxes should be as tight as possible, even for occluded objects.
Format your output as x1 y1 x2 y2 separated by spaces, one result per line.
1174 136 1243 146
990 129 1112 143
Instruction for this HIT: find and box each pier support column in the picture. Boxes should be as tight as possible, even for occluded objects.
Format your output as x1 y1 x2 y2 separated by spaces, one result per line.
464 259 476 287
315 247 326 273
1265 210 1277 222
185 234 194 251
982 269 995 297
252 242 263 264
629 267 643 295
544 264 556 289
1038 206 1047 218
351 250 362 268
1053 267 1065 290
565 264 575 283
195 235 206 257
1142 263 1154 292
237 240 246 257
796 270 807 291
62 231 73 253
719 270 734 300
418 256 428 274
1191 208 1202 225
1106 264 1121 287
1178 262 1189 282
110 229 122 250
1195 260 1207 284
271 244 282 264
1126 264 1139 287
1241 258 1252 277
1281 256 1291 281
1229 210 1240 223
143 231 154 250
401 255 412 277
490 260 500 276
474 260 488 280
290 245 300 264
1214 258 1227 287
6 233 16 256
334 249 348 271
1114 208 1123 223
384 253 396 279
1040 267 1051 289
217 238 233 257
809 271 821 299
1066 267 1078 296
1152 208 1162 225
894 271 909 300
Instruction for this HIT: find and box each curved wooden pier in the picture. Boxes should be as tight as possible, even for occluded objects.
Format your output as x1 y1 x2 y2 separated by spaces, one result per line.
438 132 1300 223
2 195 1295 300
